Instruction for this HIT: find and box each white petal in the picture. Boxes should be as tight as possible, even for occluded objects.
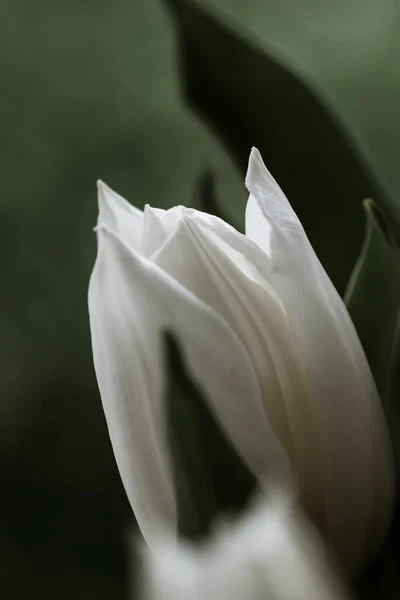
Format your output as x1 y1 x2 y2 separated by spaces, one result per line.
142 205 186 258
97 180 144 253
141 490 352 600
149 207 323 524
88 225 289 547
245 148 394 571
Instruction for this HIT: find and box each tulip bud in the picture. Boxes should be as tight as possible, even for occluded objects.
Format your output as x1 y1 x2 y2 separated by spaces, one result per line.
88 148 394 573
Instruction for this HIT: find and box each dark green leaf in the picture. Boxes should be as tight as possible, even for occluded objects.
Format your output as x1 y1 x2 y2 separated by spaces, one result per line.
345 203 400 600
164 331 257 541
195 168 244 232
346 200 400 600
196 168 224 221
344 199 400 467
345 199 400 401
164 0 399 294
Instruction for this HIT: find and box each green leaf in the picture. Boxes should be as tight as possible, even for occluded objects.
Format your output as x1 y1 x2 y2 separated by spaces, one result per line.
345 199 400 401
344 202 400 599
345 199 400 484
164 0 396 294
344 200 400 599
195 168 244 232
164 332 257 541
341 200 400 600
196 168 224 221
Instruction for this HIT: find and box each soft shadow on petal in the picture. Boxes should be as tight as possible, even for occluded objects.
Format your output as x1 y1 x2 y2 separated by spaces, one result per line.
97 180 144 253
88 226 289 547
245 148 394 572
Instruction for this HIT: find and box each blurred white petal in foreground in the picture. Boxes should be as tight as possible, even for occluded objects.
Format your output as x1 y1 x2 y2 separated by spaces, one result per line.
140 491 352 600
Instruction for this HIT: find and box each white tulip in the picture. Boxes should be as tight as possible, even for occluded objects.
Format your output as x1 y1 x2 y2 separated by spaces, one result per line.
139 489 352 600
88 148 394 574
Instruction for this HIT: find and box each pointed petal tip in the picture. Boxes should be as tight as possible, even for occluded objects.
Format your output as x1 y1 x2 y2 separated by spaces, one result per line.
96 179 113 211
143 203 159 217
96 179 131 208
250 146 262 161
96 179 114 200
95 179 143 229
245 147 285 207
245 147 267 192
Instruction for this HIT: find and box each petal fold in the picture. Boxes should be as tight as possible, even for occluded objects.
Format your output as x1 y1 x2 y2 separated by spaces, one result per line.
150 208 323 527
88 225 289 547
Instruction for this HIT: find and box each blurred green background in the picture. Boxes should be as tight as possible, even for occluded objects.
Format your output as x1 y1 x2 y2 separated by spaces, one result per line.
1 0 400 597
